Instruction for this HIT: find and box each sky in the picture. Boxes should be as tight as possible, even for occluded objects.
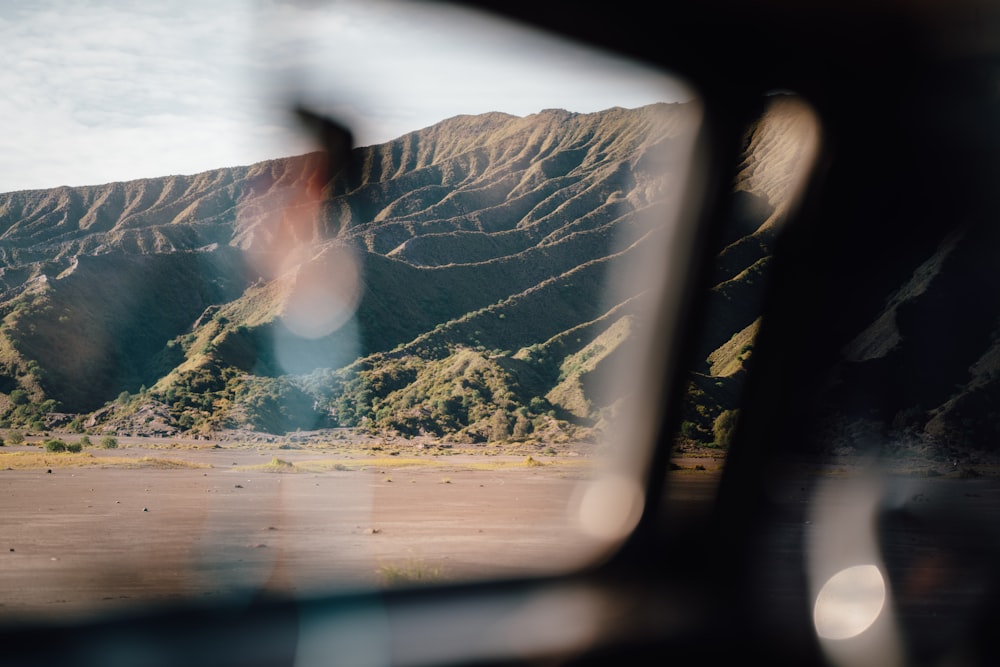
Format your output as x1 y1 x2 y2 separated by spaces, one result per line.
0 0 693 193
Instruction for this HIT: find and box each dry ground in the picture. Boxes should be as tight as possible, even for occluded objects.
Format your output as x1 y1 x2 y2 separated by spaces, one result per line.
6 433 997 662
0 437 660 622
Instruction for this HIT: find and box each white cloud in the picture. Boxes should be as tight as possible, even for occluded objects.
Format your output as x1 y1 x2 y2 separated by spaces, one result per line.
0 0 692 192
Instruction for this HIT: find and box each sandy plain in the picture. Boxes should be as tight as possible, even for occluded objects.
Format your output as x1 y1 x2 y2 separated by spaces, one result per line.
5 433 999 664
0 437 691 622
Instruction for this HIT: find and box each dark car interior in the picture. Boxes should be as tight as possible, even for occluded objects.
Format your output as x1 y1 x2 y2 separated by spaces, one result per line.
7 0 1000 665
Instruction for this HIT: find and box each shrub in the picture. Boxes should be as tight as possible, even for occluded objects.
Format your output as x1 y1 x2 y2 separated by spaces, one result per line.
712 409 741 448
44 439 67 453
100 435 118 449
680 420 701 440
78 435 91 447
66 441 82 453
7 430 24 445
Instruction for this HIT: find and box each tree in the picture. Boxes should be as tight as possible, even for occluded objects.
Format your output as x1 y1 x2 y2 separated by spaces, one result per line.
513 409 532 439
489 409 510 442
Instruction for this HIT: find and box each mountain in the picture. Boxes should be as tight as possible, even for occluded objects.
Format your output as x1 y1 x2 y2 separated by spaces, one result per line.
14 93 990 461
0 103 707 443
671 94 821 451
816 214 1000 464
5 95 986 458
24 92 994 458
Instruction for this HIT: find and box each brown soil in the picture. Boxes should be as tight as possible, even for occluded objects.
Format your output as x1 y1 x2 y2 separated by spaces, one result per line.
0 439 620 622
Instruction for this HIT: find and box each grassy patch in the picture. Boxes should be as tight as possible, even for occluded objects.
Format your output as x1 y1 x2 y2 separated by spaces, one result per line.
0 451 97 469
234 457 299 473
667 461 724 473
298 457 442 472
460 458 592 471
377 559 445 586
0 452 210 470
291 455 593 473
107 456 212 470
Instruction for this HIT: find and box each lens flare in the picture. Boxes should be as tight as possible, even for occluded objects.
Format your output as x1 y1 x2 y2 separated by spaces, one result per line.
814 564 887 640
574 474 644 542
281 244 361 340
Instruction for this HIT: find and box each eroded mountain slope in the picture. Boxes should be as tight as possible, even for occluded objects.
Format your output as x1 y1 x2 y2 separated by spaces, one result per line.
0 103 700 441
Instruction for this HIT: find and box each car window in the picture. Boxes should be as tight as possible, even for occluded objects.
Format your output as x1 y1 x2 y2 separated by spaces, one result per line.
0 0 704 618
662 93 821 521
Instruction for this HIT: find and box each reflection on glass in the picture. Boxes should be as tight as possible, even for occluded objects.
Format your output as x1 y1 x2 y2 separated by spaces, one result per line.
665 94 821 511
574 474 645 541
804 471 904 667
813 564 886 640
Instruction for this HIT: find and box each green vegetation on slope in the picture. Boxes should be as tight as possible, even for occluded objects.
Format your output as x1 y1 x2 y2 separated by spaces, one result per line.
0 104 719 448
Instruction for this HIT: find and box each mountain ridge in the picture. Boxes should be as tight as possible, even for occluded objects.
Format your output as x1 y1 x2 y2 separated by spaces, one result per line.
13 95 989 464
0 103 707 444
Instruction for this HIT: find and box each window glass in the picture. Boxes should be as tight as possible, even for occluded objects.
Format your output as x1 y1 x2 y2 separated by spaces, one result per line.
724 94 1000 666
0 0 702 617
664 93 821 517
